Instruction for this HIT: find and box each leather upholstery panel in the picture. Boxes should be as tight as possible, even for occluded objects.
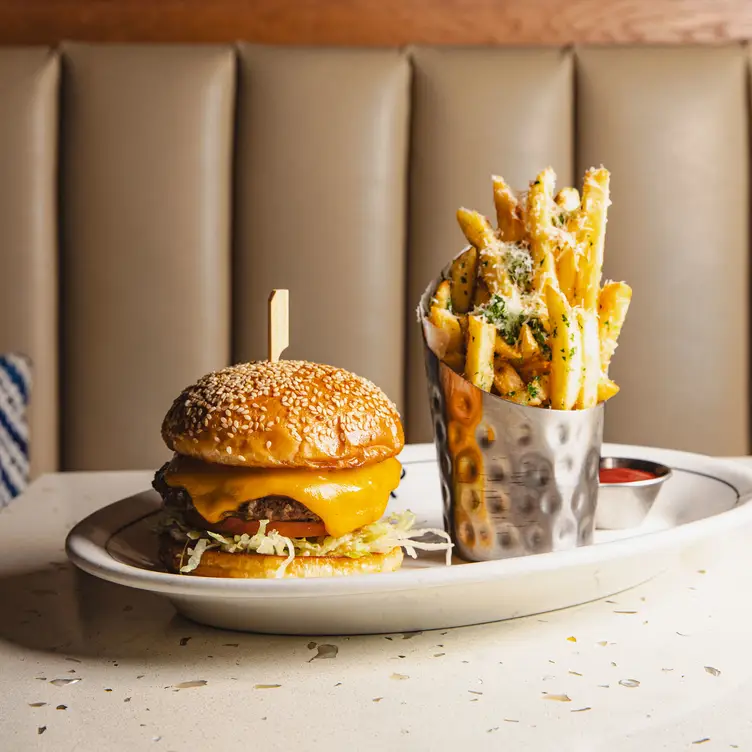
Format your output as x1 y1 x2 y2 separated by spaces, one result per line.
0 48 60 476
233 45 410 412
406 47 574 442
577 46 748 455
0 43 747 469
61 43 235 470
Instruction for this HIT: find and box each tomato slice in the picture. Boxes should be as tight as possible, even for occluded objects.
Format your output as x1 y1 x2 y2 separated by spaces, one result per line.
206 518 328 538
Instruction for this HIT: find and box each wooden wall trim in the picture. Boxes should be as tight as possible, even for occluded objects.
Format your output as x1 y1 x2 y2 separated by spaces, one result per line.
1 0 751 46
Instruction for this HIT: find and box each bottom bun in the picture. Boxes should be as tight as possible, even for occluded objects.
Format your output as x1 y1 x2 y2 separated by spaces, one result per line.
160 537 404 579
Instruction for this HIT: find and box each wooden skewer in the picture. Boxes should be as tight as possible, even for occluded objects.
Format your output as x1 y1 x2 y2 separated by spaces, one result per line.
267 289 289 362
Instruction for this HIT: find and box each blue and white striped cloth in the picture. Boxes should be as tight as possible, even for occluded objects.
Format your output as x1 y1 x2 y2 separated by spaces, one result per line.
0 354 31 507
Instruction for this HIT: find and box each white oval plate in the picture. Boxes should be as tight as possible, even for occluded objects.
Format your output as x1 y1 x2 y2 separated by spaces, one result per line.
66 443 752 635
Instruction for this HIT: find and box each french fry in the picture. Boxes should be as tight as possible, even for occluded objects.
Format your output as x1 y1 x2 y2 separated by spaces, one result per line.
527 168 558 292
456 208 496 251
493 361 526 403
492 175 525 242
518 323 549 382
545 282 583 410
576 308 599 409
517 356 550 384
443 351 466 374
555 187 580 212
575 168 610 311
519 323 540 361
457 313 468 338
598 281 632 373
480 249 522 302
597 377 620 403
449 246 478 314
457 208 519 302
528 374 549 406
557 246 578 306
439 166 626 410
493 362 547 407
473 278 491 307
494 334 521 362
464 315 496 392
433 279 452 309
429 305 464 355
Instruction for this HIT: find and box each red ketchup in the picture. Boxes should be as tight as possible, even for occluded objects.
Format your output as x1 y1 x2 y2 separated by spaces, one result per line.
599 467 657 484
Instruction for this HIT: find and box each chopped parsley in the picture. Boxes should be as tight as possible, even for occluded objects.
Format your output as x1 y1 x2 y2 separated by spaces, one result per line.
503 245 533 290
527 317 552 360
526 380 540 400
478 294 523 346
476 296 552 361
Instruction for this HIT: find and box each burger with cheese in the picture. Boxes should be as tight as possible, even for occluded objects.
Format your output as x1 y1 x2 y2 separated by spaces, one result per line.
153 360 450 578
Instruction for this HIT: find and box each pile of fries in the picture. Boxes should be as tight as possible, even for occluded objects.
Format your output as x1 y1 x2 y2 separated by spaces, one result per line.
428 167 631 410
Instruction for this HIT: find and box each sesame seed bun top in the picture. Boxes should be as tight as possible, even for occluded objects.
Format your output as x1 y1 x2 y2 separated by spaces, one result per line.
161 361 405 469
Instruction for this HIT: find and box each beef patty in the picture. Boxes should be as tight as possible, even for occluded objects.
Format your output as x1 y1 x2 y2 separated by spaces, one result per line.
152 463 322 523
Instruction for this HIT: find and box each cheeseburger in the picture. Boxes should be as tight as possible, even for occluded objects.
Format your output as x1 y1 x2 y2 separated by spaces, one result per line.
153 360 449 578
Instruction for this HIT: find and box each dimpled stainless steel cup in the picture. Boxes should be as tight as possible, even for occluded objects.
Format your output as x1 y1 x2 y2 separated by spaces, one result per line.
420 264 604 562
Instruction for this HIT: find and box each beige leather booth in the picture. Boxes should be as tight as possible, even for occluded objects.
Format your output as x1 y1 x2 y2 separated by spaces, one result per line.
0 43 748 475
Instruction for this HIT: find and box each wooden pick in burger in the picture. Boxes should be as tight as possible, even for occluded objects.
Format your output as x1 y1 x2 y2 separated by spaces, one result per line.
267 289 289 362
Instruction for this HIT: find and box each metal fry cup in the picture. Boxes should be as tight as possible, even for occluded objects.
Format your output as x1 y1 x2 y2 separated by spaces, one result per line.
420 263 604 562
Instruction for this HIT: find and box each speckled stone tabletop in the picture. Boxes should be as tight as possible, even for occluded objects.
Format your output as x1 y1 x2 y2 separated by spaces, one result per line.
2 468 752 751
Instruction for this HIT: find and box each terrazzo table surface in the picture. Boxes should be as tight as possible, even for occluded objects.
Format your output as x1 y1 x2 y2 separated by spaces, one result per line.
1 467 752 751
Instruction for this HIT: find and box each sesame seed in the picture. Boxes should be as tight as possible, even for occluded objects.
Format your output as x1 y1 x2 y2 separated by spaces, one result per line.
161 360 401 463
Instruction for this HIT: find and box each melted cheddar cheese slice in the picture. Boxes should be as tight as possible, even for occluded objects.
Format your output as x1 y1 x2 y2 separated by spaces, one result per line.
163 455 402 538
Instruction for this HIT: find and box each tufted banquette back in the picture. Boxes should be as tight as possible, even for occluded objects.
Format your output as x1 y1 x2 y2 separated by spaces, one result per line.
0 43 748 475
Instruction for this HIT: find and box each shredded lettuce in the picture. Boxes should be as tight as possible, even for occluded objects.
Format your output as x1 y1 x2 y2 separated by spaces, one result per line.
165 511 453 578
290 512 453 563
181 537 210 573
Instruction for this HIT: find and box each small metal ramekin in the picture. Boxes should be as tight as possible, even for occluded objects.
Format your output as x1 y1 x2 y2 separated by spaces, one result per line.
595 457 673 530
